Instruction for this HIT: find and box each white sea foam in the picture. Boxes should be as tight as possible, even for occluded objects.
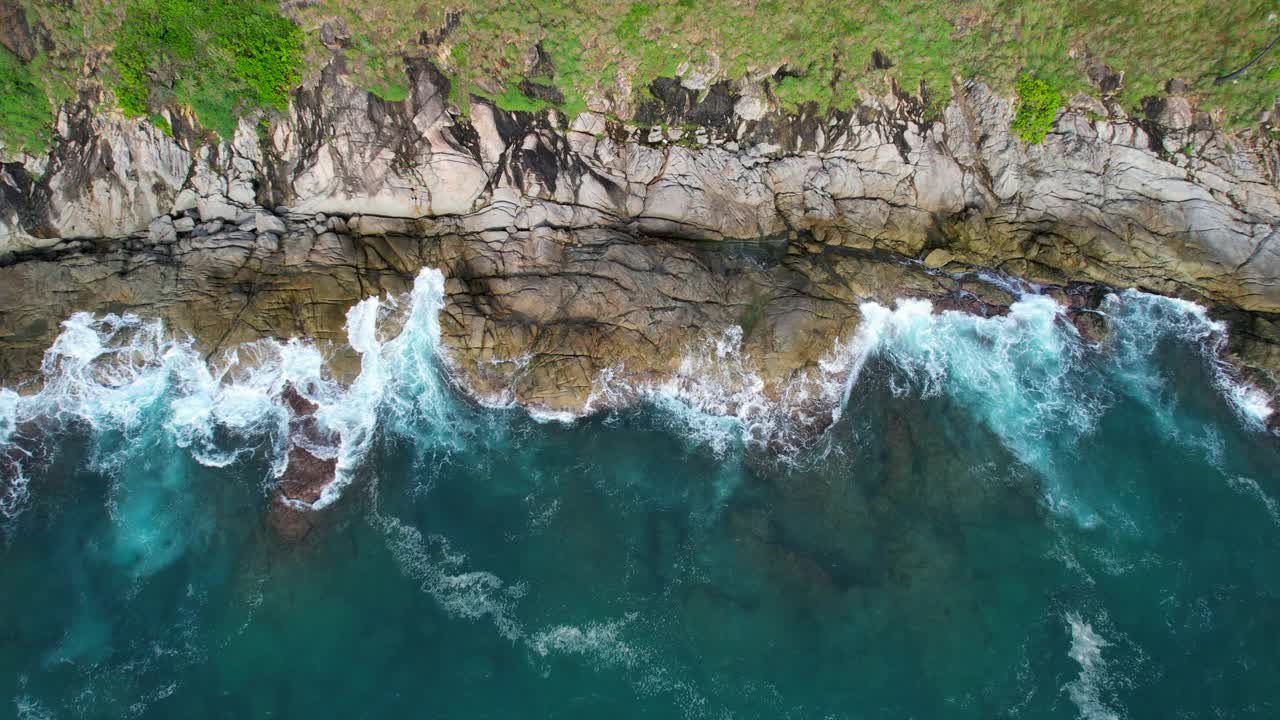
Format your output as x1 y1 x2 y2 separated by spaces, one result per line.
529 615 643 668
1059 609 1131 717
14 695 55 720
0 268 456 521
2 268 1273 528
1105 289 1273 429
846 295 1107 525
1064 613 1123 720
579 322 871 459
373 502 525 641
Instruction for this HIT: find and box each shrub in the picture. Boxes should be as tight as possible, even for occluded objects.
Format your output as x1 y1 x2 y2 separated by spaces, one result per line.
1011 74 1063 145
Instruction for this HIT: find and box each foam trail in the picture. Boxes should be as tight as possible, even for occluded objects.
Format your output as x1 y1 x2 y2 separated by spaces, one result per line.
1064 613 1123 720
371 492 714 717
1227 476 1280 526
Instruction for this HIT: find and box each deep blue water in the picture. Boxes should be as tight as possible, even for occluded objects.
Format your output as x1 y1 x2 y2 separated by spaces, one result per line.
1 270 1278 719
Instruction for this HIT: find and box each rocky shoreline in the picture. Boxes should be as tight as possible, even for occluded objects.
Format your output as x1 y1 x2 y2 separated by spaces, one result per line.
1 63 1278 530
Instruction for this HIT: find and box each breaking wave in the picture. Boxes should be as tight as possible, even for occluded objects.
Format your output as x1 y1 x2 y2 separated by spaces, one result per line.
0 267 1272 528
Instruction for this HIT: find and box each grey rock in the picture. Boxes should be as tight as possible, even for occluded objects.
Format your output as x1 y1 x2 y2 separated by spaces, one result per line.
173 217 196 233
256 213 288 235
1157 96 1194 130
193 220 224 237
148 216 177 245
256 233 280 253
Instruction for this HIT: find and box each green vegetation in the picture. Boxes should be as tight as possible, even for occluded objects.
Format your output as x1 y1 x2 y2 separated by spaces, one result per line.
149 112 173 136
287 0 1278 128
0 47 52 153
2 0 1279 153
494 79 555 113
1011 74 1063 144
113 0 303 138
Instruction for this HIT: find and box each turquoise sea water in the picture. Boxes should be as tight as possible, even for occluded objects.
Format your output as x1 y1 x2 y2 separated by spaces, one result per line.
1 269 1278 719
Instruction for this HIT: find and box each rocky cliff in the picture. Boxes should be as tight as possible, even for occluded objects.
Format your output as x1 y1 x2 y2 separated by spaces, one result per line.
2 62 1278 421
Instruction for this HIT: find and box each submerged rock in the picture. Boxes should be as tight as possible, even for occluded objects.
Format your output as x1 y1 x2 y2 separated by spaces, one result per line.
268 384 339 542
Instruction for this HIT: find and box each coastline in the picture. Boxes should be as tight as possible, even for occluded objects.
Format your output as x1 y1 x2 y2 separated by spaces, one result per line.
1 64 1277 434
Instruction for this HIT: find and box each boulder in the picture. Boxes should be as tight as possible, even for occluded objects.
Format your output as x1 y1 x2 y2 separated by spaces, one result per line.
256 213 288 235
148 216 176 245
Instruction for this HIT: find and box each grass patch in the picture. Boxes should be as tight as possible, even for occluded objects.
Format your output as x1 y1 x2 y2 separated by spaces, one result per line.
112 0 303 137
493 79 554 112
148 112 173 136
0 47 52 153
1011 74 1064 144
773 65 836 112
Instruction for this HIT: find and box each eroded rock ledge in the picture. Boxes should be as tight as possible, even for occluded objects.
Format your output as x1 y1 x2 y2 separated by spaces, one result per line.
1 63 1278 412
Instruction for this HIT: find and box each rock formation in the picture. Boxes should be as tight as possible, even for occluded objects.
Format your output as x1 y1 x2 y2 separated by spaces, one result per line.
1 61 1277 422
268 384 341 541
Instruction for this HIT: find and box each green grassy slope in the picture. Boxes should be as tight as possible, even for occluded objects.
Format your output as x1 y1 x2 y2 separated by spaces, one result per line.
1 0 1277 152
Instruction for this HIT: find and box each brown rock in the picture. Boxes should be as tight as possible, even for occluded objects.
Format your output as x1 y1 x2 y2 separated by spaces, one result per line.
267 383 339 542
267 446 338 542
0 1 46 62
1069 309 1109 345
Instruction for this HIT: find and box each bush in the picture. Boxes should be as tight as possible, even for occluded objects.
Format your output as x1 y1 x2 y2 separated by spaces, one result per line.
1011 74 1063 144
113 0 302 138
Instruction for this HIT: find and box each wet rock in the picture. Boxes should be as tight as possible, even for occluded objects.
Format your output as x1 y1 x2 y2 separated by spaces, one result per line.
933 291 1011 318
0 59 1278 421
268 384 339 542
1069 309 1110 345
281 384 319 416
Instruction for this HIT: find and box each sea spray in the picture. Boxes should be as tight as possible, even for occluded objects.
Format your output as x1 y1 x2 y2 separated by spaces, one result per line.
1104 289 1273 429
1 273 1272 526
846 295 1106 525
0 269 457 520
